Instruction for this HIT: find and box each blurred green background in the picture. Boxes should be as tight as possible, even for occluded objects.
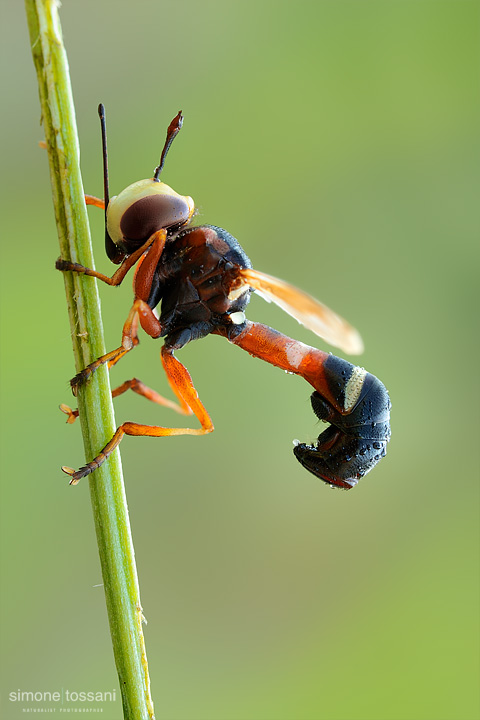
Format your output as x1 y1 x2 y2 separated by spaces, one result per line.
1 1 479 719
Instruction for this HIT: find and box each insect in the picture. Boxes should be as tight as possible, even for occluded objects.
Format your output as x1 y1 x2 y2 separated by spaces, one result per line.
57 105 391 489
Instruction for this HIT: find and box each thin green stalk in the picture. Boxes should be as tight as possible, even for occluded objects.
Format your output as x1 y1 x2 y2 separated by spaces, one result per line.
25 2 155 718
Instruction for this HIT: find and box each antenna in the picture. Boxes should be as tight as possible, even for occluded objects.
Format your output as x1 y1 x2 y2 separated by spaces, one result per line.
98 103 110 213
153 111 183 182
98 104 124 264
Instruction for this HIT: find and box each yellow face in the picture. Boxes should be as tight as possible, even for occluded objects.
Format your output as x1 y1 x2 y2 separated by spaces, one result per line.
106 178 195 247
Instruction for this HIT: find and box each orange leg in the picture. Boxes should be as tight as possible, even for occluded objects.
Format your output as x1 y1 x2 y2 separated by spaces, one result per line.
70 298 160 394
68 230 169 394
107 312 140 371
60 403 79 424
84 194 105 209
62 347 213 484
60 376 190 423
55 229 167 288
111 378 189 415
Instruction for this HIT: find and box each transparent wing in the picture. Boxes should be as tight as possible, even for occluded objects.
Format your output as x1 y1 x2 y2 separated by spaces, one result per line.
239 268 364 355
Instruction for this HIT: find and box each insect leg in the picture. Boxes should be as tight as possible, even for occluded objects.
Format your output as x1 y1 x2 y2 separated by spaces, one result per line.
110 378 190 415
69 297 158 394
56 229 167 288
61 304 181 419
84 194 105 209
68 227 169 395
59 404 79 423
62 347 213 484
60 376 190 425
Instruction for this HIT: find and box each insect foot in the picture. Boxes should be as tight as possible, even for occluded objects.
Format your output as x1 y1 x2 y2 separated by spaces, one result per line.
70 366 95 396
294 368 391 490
59 403 78 423
62 462 98 486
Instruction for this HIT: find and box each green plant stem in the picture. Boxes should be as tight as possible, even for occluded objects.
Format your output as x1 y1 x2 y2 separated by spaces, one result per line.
25 2 155 718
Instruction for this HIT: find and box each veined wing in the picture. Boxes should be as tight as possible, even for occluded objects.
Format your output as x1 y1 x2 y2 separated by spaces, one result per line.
238 268 364 355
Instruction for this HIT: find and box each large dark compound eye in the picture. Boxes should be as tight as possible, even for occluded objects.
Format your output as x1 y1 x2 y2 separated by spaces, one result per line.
120 193 192 242
106 179 195 253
